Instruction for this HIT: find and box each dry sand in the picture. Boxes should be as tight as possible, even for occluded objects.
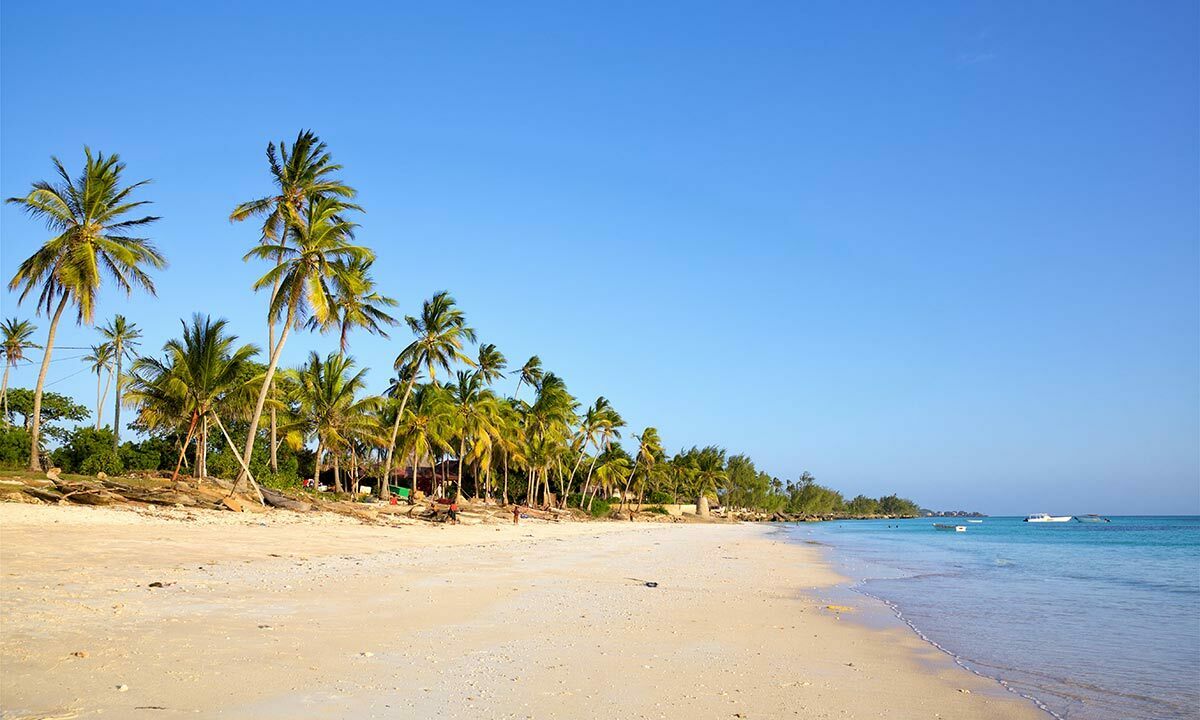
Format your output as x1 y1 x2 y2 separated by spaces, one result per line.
0 503 1045 719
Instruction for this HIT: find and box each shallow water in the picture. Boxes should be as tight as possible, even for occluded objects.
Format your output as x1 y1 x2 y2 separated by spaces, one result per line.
788 516 1200 720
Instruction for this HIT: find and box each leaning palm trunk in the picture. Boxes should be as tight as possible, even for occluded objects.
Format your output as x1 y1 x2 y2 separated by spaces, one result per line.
233 306 294 502
379 376 417 499
620 455 641 512
578 452 601 509
171 412 200 482
27 295 69 471
214 412 264 505
0 362 11 427
94 371 103 430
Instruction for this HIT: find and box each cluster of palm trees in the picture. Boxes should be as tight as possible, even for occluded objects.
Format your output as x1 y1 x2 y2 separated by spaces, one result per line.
2 132 752 512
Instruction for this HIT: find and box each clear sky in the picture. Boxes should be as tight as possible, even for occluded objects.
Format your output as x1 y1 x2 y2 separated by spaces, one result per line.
2 1 1197 515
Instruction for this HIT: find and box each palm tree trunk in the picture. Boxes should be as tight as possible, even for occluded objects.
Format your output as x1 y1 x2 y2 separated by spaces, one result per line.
1 362 10 427
579 452 601 508
199 415 209 479
28 294 69 471
234 306 294 498
95 372 102 430
621 455 641 512
314 442 323 489
99 367 113 428
268 319 278 475
380 376 417 499
213 412 264 505
112 340 123 450
502 453 509 505
333 454 342 493
457 436 466 499
171 412 199 482
410 447 418 500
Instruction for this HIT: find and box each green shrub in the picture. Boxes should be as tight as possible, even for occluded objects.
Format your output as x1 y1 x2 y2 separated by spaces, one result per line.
0 427 31 467
52 426 117 473
120 441 161 471
80 448 123 476
644 505 668 515
647 490 673 504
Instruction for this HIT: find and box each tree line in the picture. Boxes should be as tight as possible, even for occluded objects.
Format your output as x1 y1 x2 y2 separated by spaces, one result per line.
1 132 921 517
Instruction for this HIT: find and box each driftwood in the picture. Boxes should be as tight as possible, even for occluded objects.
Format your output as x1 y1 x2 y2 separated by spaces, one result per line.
260 487 314 512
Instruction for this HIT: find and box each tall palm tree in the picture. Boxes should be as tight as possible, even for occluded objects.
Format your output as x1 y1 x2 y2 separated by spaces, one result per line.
621 427 663 511
231 130 359 475
380 292 476 499
99 315 142 447
127 315 259 481
0 318 39 427
287 352 380 493
82 343 114 430
521 373 578 506
577 397 625 507
6 149 165 470
237 196 371 498
447 371 501 499
310 257 397 354
390 383 453 497
513 355 542 400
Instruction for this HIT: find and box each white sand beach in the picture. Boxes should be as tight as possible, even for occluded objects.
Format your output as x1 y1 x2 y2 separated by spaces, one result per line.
0 504 1044 719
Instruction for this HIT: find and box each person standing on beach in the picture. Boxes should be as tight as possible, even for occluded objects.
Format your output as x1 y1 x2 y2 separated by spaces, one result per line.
513 504 521 525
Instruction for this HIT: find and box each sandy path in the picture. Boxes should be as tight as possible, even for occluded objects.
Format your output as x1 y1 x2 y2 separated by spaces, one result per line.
0 504 1044 719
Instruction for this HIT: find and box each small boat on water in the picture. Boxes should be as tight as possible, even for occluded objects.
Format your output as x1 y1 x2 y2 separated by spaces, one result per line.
967 519 983 523
1075 514 1111 523
933 523 966 532
1024 513 1073 523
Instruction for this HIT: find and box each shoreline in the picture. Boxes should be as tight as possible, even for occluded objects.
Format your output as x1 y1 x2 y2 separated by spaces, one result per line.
790 524 1061 719
1 504 1044 719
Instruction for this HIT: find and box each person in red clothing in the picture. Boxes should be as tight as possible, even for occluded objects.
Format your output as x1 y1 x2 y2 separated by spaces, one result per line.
447 501 459 524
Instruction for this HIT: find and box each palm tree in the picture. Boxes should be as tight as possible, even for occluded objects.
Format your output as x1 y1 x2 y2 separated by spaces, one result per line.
287 352 380 493
231 130 358 475
6 149 165 470
521 373 578 506
578 398 625 509
393 383 453 498
0 318 39 427
126 315 259 481
310 257 397 353
99 315 142 447
82 343 114 430
447 371 501 499
474 343 507 386
380 292 476 499
513 355 542 400
237 196 371 498
621 427 663 511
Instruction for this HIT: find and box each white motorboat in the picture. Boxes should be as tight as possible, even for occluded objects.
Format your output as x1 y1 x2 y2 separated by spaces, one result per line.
1024 513 1073 523
933 523 967 532
967 519 983 523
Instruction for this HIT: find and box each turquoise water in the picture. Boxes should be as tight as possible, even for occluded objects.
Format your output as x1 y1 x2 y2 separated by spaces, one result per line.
790 516 1200 720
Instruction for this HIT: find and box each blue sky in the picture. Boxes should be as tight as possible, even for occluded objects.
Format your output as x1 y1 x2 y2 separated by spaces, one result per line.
2 1 1196 514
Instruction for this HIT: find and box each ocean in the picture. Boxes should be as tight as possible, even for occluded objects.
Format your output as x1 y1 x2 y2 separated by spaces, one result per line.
789 516 1200 720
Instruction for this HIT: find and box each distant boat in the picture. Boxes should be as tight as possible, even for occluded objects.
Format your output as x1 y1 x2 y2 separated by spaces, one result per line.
1075 514 1111 523
967 519 983 523
934 523 967 532
1024 513 1073 523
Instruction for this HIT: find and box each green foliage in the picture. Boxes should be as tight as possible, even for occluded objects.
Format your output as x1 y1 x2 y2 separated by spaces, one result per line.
52 427 118 472
847 494 881 515
119 441 162 472
79 449 123 476
4 388 90 442
877 494 921 516
0 427 31 467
